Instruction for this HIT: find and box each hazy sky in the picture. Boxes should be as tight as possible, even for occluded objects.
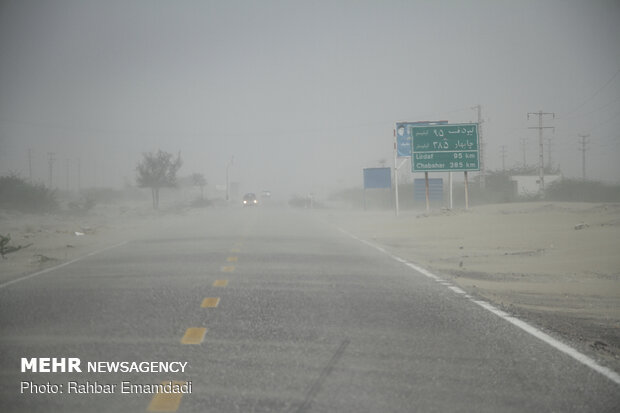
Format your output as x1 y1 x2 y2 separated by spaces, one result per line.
1 0 619 198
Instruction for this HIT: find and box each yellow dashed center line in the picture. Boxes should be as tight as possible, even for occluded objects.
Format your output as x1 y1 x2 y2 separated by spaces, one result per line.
147 381 187 412
201 297 220 308
152 245 239 411
152 244 238 411
180 327 207 344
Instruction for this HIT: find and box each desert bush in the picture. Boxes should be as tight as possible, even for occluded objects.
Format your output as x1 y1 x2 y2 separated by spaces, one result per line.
67 196 96 214
545 179 620 202
190 198 212 208
288 195 324 209
329 188 363 208
0 174 58 212
80 187 146 204
288 195 311 208
0 234 32 258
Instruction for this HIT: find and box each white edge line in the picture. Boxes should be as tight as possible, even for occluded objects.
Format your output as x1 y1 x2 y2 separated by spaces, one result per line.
448 286 467 294
336 226 620 386
0 241 129 290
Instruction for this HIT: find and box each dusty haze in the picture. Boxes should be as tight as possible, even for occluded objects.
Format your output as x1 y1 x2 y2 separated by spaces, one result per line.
1 0 619 199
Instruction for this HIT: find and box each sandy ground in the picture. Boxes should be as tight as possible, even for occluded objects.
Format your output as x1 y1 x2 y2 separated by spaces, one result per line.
325 202 620 372
0 202 192 285
2 201 619 373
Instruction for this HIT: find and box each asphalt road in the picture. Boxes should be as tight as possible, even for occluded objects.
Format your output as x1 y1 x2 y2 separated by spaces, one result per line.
0 207 618 412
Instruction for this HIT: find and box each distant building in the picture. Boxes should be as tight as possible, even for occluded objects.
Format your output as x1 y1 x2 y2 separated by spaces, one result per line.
510 175 562 196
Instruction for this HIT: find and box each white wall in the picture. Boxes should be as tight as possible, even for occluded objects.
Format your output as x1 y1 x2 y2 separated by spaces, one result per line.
510 175 562 196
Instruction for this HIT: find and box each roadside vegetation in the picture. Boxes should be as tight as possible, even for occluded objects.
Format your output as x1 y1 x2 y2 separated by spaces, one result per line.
0 234 31 259
329 168 620 210
136 150 183 209
545 179 620 202
0 174 58 213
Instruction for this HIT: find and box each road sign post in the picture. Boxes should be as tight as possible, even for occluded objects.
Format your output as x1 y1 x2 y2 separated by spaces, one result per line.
424 172 430 212
464 171 469 209
394 121 447 216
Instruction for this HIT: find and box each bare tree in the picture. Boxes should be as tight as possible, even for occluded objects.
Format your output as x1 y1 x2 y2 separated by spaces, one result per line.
136 150 182 209
192 173 207 199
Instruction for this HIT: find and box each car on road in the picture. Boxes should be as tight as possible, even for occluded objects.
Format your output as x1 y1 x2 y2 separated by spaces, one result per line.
242 193 258 206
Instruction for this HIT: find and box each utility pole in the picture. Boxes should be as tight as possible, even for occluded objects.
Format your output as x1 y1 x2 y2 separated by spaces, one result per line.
527 110 555 194
27 147 34 181
65 158 70 191
47 152 56 189
76 158 81 191
226 156 234 202
473 105 485 188
393 129 400 216
546 137 553 172
578 133 590 180
520 137 528 168
500 145 507 172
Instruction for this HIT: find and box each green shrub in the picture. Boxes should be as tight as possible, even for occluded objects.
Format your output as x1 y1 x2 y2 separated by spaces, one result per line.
67 196 96 214
289 195 324 209
546 179 620 202
0 174 58 212
190 198 212 208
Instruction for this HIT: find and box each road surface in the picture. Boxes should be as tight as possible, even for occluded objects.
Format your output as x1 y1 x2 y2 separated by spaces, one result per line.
1 207 618 412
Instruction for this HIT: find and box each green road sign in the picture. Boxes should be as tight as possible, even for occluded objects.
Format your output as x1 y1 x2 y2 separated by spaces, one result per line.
411 123 480 172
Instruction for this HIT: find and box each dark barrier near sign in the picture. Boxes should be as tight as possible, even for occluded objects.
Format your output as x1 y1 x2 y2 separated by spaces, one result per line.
363 168 392 210
363 168 391 189
414 178 443 202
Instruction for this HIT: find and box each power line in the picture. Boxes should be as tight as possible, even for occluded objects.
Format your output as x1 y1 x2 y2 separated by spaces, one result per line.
590 108 620 132
77 158 81 191
559 93 620 120
27 147 33 181
47 152 56 189
560 67 620 118
65 158 71 191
